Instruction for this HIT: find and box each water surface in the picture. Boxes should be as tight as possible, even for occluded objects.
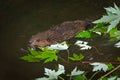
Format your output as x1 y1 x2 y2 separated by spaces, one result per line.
0 0 120 80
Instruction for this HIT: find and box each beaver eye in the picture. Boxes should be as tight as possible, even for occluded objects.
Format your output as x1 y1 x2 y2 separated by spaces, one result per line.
36 39 40 42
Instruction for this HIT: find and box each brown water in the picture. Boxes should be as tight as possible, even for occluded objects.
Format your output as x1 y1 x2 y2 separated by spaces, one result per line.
0 0 120 80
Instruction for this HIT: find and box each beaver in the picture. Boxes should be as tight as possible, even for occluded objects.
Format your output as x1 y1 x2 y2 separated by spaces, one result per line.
29 20 93 47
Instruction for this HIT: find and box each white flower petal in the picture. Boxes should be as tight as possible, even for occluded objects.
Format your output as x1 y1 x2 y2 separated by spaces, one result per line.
75 40 83 44
114 41 120 48
71 67 84 76
47 41 68 50
75 40 92 50
44 64 65 79
93 31 102 35
90 62 108 72
56 64 65 75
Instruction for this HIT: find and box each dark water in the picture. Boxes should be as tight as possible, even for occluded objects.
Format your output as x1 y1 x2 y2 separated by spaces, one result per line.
0 0 120 80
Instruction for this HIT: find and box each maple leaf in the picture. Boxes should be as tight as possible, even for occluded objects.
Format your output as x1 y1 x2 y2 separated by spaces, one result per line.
90 62 108 72
69 53 84 61
114 41 120 48
75 40 92 50
71 67 84 76
93 4 120 32
47 41 69 50
36 64 65 80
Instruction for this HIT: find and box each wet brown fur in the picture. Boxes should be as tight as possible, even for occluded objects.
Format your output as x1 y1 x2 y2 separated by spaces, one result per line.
29 20 93 47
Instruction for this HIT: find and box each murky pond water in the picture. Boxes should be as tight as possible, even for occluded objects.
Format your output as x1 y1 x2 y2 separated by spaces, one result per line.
0 0 120 80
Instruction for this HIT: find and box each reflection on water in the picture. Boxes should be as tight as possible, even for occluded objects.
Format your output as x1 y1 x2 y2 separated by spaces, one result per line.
0 0 120 80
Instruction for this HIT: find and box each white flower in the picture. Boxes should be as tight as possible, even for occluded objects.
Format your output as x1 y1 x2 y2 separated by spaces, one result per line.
114 41 120 48
44 64 65 79
93 31 102 35
71 67 84 76
90 62 108 72
75 40 92 50
47 41 69 50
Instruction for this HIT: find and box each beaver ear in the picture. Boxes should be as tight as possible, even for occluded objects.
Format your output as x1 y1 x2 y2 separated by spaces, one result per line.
85 21 94 30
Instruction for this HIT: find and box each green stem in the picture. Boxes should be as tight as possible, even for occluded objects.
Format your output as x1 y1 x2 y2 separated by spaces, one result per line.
58 56 69 63
98 65 120 80
67 49 70 62
89 71 99 80
58 76 64 80
92 46 103 55
70 75 72 80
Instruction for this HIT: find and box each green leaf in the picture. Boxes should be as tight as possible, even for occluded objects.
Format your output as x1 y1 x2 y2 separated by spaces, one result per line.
117 57 120 61
28 48 40 55
69 53 84 61
100 77 108 80
20 55 41 62
109 27 118 37
107 63 114 71
75 31 91 38
90 23 107 34
110 29 120 41
21 47 59 63
93 4 120 32
35 50 58 63
74 75 85 80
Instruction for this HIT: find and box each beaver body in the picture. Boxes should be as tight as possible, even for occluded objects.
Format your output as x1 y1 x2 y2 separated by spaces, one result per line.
29 20 93 47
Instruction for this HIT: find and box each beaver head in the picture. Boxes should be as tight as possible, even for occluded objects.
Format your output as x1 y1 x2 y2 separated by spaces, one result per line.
29 37 51 48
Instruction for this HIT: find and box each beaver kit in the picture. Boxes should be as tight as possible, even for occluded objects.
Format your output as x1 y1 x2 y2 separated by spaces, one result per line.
29 20 93 47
